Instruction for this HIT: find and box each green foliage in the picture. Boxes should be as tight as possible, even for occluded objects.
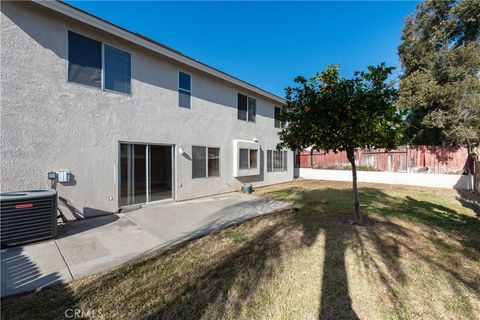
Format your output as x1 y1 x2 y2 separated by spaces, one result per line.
278 64 403 154
398 0 480 146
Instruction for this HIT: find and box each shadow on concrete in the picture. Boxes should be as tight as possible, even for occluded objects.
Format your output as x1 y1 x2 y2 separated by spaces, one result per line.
1 248 61 296
56 214 120 238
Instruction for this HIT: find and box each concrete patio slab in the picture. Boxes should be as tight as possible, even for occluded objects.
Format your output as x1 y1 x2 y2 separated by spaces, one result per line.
127 193 291 251
1 240 72 297
1 192 291 298
55 215 161 279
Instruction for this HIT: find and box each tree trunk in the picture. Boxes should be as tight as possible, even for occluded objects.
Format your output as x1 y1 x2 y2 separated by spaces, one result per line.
347 149 364 224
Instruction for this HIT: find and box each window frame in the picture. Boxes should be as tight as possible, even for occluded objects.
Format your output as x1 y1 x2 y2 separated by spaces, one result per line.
192 145 221 179
274 106 283 128
238 148 258 170
102 43 132 96
207 147 221 177
66 30 133 96
66 30 102 90
267 150 288 172
178 70 192 108
237 92 256 123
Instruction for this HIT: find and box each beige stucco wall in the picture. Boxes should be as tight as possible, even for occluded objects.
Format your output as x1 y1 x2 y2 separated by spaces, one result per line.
0 1 293 217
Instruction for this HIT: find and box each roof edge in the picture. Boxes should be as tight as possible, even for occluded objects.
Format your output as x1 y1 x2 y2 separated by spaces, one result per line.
32 0 286 104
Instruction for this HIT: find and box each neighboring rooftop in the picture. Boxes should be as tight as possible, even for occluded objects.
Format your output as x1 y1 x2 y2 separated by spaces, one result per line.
32 0 285 104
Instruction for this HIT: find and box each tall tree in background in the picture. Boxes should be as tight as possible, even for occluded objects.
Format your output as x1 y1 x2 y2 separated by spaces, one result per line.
398 0 480 148
278 64 402 223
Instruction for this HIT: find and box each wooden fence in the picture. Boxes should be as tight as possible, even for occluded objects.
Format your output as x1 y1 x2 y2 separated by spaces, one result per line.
297 145 469 174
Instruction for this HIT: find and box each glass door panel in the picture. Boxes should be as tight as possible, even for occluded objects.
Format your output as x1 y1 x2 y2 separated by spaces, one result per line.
119 144 131 207
120 143 173 207
149 145 172 201
133 144 147 204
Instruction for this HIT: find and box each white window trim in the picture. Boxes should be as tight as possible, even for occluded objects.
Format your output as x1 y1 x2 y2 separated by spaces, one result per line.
178 70 192 108
267 150 288 173
192 145 221 179
239 148 258 170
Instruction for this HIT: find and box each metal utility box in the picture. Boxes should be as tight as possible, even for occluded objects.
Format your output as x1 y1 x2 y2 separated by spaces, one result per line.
0 189 58 247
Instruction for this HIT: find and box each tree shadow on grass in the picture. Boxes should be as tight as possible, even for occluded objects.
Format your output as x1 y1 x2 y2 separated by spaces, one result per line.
264 184 480 318
2 184 479 319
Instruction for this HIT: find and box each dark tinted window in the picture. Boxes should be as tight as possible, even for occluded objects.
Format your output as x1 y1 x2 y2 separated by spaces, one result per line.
179 72 191 108
68 31 102 88
248 97 256 122
238 94 247 120
274 106 281 128
104 45 131 94
179 72 191 91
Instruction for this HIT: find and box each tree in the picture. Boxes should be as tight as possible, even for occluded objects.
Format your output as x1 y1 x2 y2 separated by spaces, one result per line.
398 0 480 148
278 64 403 223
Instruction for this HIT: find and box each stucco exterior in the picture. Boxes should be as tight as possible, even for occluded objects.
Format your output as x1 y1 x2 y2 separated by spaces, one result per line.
0 1 293 218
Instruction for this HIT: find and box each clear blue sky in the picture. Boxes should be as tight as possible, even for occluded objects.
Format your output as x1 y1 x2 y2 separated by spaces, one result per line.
67 1 418 97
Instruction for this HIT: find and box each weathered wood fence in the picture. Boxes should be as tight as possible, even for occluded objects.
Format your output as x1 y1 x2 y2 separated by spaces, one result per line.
297 145 469 174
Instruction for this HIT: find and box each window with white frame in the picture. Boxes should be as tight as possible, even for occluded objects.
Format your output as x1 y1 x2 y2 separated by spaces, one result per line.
267 150 288 172
237 93 256 122
67 31 131 95
239 148 258 170
192 146 220 178
179 71 191 108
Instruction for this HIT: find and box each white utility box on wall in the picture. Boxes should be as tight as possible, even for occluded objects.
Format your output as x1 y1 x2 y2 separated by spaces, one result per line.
58 170 71 183
233 140 260 177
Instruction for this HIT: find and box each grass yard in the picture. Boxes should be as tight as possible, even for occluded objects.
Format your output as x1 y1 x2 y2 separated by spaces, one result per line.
2 180 479 320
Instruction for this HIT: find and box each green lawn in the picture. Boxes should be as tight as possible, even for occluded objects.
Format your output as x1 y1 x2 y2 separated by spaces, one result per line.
2 180 479 319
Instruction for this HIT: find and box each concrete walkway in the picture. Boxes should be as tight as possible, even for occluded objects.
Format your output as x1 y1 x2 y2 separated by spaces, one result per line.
1 192 290 297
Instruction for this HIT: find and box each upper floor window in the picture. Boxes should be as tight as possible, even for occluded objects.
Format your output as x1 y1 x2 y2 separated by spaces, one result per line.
237 94 256 122
68 31 102 88
179 71 191 108
67 31 131 95
104 45 131 94
274 106 282 128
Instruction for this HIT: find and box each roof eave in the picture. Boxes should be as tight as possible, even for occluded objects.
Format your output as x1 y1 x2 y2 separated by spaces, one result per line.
32 0 285 104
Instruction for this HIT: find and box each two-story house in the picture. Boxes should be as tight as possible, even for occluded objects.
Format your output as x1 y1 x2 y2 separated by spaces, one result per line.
0 1 292 218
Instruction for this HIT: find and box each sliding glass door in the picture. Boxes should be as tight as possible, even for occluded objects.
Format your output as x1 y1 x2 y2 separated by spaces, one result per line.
120 143 173 207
